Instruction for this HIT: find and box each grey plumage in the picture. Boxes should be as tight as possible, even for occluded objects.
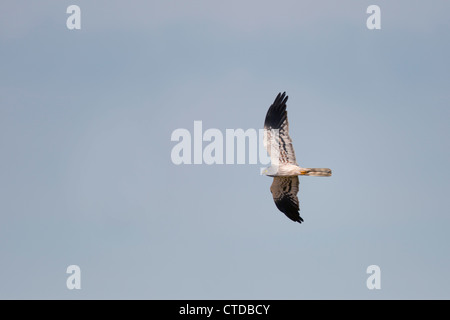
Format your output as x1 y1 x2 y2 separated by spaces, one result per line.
270 176 302 223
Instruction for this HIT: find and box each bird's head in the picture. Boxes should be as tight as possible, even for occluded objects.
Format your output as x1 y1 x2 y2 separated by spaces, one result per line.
260 166 278 176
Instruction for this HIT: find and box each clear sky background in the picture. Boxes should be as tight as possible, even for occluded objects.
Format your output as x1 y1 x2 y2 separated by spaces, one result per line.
1 0 449 299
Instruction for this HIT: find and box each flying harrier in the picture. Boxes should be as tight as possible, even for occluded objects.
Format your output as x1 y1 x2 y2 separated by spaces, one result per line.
262 92 332 223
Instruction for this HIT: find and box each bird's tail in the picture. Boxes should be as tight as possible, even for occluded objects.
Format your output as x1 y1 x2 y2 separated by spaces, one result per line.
300 168 332 177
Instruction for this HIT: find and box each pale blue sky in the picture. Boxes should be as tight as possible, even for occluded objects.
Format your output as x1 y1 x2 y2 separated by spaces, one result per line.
1 0 450 299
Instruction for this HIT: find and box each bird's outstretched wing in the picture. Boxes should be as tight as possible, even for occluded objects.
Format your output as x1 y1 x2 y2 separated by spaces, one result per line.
270 176 303 223
263 92 298 166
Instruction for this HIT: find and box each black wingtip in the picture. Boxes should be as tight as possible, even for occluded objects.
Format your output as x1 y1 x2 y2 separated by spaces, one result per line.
274 197 302 224
274 92 288 105
264 91 289 129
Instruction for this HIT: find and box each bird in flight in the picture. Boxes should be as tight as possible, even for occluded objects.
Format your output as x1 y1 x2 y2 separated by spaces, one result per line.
262 92 332 223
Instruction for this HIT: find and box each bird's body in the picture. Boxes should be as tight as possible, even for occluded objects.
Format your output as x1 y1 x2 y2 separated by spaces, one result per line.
264 164 332 177
262 92 331 223
263 163 303 177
